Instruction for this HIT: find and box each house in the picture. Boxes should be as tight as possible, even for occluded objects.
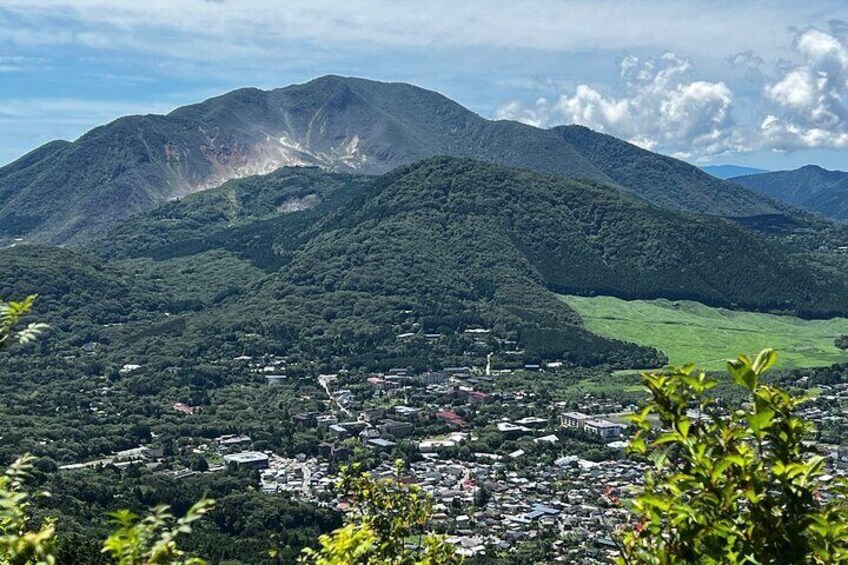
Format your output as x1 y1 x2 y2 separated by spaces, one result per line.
216 434 252 452
525 503 560 520
292 412 318 428
421 371 448 385
393 406 422 419
583 419 625 440
318 441 351 461
514 416 548 428
497 422 532 438
329 424 351 439
561 411 592 429
468 391 491 405
265 374 287 386
223 451 269 469
436 409 468 428
359 428 381 441
380 419 413 438
173 402 194 415
367 438 397 451
419 439 457 452
367 377 396 390
360 407 385 422
316 414 339 430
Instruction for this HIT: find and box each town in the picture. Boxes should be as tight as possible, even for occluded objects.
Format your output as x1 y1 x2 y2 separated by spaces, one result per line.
54 330 848 562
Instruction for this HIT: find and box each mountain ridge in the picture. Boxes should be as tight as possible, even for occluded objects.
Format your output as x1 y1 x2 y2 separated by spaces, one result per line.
732 165 848 222
1 75 786 244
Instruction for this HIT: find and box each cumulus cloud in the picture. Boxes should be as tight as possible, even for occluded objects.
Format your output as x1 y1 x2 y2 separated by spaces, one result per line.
761 27 848 149
495 53 743 157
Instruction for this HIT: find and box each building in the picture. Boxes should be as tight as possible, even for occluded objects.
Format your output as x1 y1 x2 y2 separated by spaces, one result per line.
367 377 397 390
379 419 414 438
515 416 548 428
561 411 592 429
583 419 625 440
316 414 339 430
468 391 492 405
216 434 252 452
367 438 397 451
497 422 532 438
436 409 468 428
292 412 318 428
420 371 446 385
266 374 287 386
173 402 194 415
318 441 351 462
223 451 269 469
393 406 422 419
329 424 351 439
360 407 385 422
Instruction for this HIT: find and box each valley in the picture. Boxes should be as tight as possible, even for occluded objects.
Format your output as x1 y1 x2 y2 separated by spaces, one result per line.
561 295 848 370
2 74 848 564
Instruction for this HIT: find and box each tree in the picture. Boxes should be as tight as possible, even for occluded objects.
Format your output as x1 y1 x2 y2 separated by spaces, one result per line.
0 295 48 353
300 461 462 564
1 296 213 564
102 500 214 564
0 454 56 565
618 349 848 564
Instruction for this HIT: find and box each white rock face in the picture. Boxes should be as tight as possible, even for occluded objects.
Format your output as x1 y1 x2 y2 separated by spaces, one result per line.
181 132 370 196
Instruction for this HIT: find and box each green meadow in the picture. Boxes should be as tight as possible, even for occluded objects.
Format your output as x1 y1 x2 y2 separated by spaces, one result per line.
561 295 848 371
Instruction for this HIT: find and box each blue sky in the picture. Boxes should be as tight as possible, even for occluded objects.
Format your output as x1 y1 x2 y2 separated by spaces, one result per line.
1 0 847 170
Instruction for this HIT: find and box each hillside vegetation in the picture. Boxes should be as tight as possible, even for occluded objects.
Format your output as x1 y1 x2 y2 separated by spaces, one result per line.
733 165 848 222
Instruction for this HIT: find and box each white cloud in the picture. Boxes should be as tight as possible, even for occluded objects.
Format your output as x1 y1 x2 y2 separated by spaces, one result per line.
0 1 844 64
761 27 848 149
495 53 744 157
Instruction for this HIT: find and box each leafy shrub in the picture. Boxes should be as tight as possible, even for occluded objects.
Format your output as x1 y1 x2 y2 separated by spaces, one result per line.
619 349 848 564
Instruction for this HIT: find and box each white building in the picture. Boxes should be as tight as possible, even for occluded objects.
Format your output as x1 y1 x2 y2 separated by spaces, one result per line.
561 411 592 429
583 419 625 440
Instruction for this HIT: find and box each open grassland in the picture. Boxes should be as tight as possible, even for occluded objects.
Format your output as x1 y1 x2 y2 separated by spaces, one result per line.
561 295 848 370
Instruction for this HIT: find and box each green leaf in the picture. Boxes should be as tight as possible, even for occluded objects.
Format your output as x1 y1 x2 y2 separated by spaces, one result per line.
751 348 778 375
748 409 774 435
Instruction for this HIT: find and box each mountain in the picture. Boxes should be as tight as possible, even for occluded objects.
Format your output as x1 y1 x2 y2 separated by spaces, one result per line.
36 157 835 373
732 165 848 222
552 127 783 217
0 76 786 244
701 165 769 179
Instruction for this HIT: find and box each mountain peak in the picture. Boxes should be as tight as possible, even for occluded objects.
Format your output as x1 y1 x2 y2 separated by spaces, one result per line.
733 165 848 221
0 76 788 244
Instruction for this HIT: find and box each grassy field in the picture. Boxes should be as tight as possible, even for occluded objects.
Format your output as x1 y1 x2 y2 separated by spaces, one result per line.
561 295 848 370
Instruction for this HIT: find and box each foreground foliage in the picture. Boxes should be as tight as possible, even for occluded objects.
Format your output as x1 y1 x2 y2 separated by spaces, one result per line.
620 349 848 564
300 462 462 565
0 455 56 565
0 294 48 353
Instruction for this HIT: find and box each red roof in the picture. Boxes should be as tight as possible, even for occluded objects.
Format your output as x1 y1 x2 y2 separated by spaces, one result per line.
436 409 467 427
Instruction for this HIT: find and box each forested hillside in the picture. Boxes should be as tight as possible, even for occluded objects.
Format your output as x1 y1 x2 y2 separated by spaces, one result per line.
732 165 848 222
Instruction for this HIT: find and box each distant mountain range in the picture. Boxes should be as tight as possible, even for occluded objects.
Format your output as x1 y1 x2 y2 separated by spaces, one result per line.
731 165 848 222
0 75 788 244
701 165 770 179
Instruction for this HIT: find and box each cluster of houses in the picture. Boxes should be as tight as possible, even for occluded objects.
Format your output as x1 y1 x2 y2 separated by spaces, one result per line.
54 337 848 562
330 453 646 561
